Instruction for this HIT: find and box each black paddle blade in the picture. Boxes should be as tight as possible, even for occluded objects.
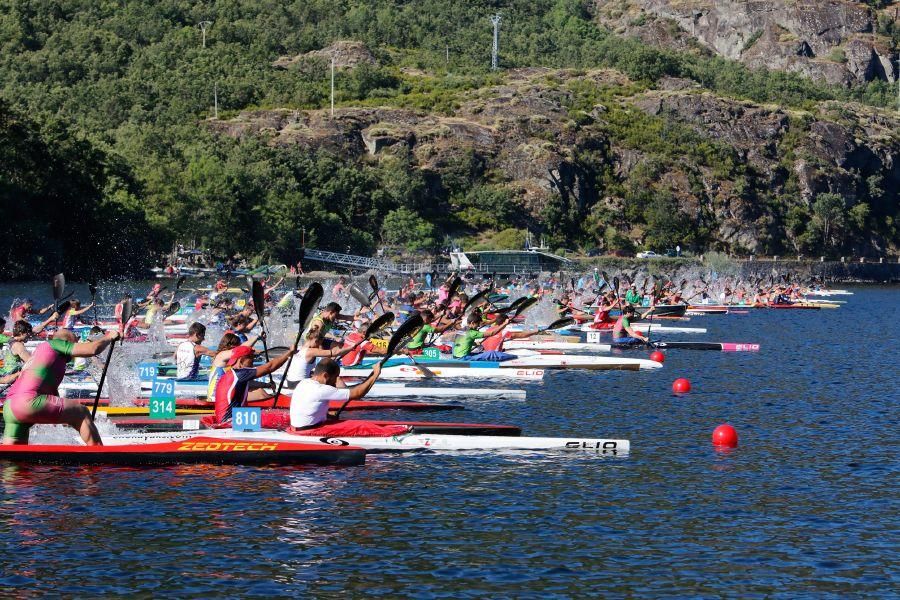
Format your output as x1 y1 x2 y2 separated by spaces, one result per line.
368 275 379 297
88 280 98 298
494 296 527 315
463 286 492 315
364 312 395 340
52 273 65 301
176 275 186 291
298 282 324 333
349 284 370 308
56 300 72 315
512 296 538 318
613 276 620 293
164 301 181 319
295 276 302 290
545 317 575 330
121 298 134 326
382 313 424 361
445 276 462 304
252 280 266 318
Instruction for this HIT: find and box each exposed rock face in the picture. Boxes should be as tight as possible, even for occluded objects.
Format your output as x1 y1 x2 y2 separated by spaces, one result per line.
594 0 898 86
273 40 377 70
207 68 899 254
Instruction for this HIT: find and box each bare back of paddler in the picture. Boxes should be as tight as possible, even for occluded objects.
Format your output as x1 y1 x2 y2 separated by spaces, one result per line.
2 329 119 445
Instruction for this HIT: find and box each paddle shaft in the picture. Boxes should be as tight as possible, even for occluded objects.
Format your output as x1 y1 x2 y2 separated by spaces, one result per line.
90 340 116 420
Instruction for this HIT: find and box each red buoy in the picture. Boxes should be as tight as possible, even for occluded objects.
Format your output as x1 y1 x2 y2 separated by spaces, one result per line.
672 378 691 393
649 351 665 363
712 424 738 447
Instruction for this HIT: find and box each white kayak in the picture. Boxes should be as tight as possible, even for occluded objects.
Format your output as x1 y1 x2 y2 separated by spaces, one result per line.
59 379 526 400
105 429 630 454
345 365 546 380
580 324 707 335
504 340 613 352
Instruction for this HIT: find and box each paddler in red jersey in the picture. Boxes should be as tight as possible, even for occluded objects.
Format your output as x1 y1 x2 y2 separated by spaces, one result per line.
10 299 55 323
208 344 297 428
289 358 408 436
590 293 617 329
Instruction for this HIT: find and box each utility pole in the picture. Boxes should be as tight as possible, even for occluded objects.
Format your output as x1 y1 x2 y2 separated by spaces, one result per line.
330 55 335 118
490 14 501 70
198 21 212 48
213 82 218 119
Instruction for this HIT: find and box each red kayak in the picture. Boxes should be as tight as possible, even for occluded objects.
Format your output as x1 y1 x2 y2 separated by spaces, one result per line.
107 414 521 436
768 303 821 310
0 437 366 466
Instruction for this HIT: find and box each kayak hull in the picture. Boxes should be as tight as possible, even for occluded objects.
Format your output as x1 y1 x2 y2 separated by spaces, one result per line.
0 437 365 466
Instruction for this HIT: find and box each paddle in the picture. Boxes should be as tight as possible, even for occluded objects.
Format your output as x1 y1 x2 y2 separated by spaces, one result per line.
272 282 324 403
537 317 575 333
334 313 424 419
163 301 182 320
368 275 387 312
348 284 371 309
91 298 131 420
443 276 463 308
88 279 99 325
251 280 275 389
52 273 65 326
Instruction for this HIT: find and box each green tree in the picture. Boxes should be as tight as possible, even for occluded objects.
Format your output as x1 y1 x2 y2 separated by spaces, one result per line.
382 207 439 252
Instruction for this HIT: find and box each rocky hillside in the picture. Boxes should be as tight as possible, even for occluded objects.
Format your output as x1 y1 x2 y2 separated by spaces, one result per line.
210 65 899 255
595 0 898 87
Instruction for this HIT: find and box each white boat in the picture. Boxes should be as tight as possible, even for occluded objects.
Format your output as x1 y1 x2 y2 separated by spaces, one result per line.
346 365 546 380
60 379 527 400
579 324 707 335
105 429 630 454
504 340 612 352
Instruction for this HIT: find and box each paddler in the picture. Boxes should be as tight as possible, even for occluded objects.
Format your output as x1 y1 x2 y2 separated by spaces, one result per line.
60 299 94 329
306 302 354 340
174 323 217 380
2 329 120 445
284 328 361 387
206 331 263 399
0 315 59 384
452 314 511 360
612 305 650 345
289 358 407 436
210 344 297 427
10 299 55 323
625 285 643 306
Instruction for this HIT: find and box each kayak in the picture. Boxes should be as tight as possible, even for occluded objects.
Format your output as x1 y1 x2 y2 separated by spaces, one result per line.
638 304 687 318
503 340 613 352
0 437 366 466
580 324 707 334
650 342 760 352
768 303 821 310
125 394 465 415
686 306 729 315
60 380 528 400
583 329 703 345
106 429 630 454
345 365 546 380
108 418 521 436
362 354 661 371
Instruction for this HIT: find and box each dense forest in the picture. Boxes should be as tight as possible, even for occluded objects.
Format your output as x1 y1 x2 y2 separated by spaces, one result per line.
0 0 897 278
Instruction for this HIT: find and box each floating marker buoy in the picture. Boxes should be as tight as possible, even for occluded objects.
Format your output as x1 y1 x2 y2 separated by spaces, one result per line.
712 423 738 447
672 378 691 393
649 351 665 363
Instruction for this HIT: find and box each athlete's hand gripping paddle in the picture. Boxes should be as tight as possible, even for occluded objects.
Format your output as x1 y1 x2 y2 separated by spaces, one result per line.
334 313 424 419
272 282 324 403
91 298 131 420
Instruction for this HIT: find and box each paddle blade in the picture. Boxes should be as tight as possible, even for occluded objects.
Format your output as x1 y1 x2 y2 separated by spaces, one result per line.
364 312 395 340
445 276 462 304
88 280 98 298
176 275 186 291
512 296 538 318
121 298 133 327
463 286 492 316
298 282 324 334
368 275 379 300
493 296 527 315
349 284 370 308
252 280 266 318
613 276 620 294
382 313 424 360
164 301 181 319
545 317 575 331
52 273 65 301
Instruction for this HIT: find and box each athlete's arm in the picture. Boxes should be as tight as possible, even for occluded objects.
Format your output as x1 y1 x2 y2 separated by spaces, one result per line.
254 344 297 378
71 331 120 357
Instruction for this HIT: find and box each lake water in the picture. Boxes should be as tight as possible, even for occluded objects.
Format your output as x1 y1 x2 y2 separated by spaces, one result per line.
0 283 896 596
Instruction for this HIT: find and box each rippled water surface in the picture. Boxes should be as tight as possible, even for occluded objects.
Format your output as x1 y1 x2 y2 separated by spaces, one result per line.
0 284 897 596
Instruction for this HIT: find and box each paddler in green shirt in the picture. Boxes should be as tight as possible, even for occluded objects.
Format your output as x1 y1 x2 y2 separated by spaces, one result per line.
625 285 643 306
451 313 508 359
